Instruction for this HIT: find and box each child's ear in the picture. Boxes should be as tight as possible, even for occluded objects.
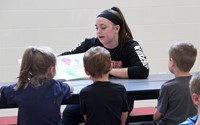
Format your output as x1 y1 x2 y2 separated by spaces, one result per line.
192 93 200 105
170 58 176 67
50 65 55 76
84 68 90 76
109 63 113 72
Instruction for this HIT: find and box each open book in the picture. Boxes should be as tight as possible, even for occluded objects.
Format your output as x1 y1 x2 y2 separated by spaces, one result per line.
54 53 89 81
18 53 89 81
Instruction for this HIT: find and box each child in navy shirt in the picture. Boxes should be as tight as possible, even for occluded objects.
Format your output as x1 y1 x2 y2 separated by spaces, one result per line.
0 46 73 125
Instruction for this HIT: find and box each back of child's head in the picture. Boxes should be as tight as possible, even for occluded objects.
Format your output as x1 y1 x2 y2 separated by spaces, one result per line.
169 42 197 72
16 46 56 90
190 72 200 95
83 46 111 78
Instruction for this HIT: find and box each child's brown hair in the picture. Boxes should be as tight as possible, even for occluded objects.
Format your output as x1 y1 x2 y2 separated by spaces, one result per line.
16 46 56 90
83 46 111 78
169 42 197 72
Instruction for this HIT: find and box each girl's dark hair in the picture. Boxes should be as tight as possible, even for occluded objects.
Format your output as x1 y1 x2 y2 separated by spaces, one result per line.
111 7 133 45
16 46 56 90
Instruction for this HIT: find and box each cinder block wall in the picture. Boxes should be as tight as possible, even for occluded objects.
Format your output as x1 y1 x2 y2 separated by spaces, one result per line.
0 0 200 82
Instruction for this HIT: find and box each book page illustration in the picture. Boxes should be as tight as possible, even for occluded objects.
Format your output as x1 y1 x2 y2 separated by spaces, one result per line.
54 53 89 81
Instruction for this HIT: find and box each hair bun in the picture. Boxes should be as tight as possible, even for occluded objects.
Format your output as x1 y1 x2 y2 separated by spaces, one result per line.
111 7 117 11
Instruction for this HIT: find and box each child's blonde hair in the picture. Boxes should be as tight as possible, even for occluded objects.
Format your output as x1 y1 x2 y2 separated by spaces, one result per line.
190 72 200 95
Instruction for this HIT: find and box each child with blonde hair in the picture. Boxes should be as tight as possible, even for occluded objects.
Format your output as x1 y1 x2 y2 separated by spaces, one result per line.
180 72 200 125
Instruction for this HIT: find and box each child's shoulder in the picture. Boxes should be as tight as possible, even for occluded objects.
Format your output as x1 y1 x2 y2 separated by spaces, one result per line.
109 82 126 90
81 81 125 90
163 76 191 87
110 82 124 86
46 79 69 88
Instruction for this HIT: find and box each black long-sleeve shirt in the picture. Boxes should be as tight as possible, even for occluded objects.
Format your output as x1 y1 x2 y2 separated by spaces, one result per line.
59 37 149 79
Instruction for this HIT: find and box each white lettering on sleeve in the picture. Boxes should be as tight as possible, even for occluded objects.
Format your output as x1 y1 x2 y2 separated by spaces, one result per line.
134 46 149 69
